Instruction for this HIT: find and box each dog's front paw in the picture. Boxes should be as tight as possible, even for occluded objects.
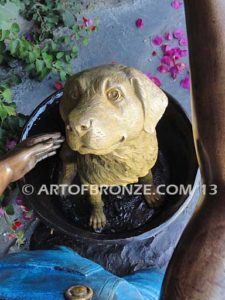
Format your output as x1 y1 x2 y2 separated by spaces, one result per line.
89 208 106 230
143 185 163 208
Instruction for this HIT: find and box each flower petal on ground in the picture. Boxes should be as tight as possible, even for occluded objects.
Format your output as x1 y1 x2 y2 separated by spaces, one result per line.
176 62 186 72
152 36 163 46
161 55 172 65
164 32 173 41
173 28 184 40
150 76 162 87
171 0 183 9
170 66 179 79
157 65 169 73
179 37 188 46
136 18 144 28
180 76 190 89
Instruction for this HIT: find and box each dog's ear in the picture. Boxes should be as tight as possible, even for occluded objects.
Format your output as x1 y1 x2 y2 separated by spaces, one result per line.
59 76 80 122
128 69 168 133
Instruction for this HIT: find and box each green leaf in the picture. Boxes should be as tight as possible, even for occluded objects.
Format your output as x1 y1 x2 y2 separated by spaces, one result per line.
35 59 45 73
82 37 89 46
0 54 3 64
28 52 36 63
72 46 78 53
25 63 35 72
11 22 20 33
56 52 64 59
65 54 70 63
40 67 50 79
60 70 67 81
5 204 14 215
2 88 12 102
9 39 19 55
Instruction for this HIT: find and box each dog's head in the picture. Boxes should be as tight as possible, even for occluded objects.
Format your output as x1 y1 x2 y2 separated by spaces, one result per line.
60 64 168 155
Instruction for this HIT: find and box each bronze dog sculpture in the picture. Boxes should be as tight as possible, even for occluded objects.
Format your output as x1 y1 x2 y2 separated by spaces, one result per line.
59 64 168 229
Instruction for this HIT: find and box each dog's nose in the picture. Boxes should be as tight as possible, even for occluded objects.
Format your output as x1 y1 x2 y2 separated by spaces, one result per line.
74 119 92 137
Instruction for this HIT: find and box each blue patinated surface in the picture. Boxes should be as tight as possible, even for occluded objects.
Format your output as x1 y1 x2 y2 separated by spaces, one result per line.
0 246 164 300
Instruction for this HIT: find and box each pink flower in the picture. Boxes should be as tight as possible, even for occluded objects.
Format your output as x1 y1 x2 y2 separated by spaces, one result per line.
111 61 119 64
82 17 93 27
179 38 188 46
180 76 190 89
173 28 184 40
152 36 163 46
5 139 17 151
161 55 172 66
157 65 169 73
0 208 4 217
164 32 173 41
171 0 183 9
136 18 144 29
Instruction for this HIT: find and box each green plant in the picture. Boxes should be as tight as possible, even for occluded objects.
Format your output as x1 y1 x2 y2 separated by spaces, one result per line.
0 0 99 247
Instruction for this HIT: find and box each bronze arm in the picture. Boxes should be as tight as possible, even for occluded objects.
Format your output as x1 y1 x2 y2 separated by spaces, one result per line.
160 1 225 299
0 133 64 195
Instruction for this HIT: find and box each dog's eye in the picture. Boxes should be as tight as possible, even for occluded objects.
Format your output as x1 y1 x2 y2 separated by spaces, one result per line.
107 89 121 101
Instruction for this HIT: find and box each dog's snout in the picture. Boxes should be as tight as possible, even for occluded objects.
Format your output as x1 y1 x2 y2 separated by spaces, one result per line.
72 119 93 137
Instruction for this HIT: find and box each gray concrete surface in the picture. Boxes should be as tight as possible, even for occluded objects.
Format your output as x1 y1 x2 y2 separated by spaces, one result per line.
1 0 200 268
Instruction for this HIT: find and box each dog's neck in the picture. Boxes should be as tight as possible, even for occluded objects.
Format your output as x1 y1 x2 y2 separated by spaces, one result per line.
77 130 158 186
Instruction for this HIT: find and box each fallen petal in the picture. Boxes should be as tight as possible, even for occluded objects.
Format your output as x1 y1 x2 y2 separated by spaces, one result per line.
171 0 183 9
180 76 190 89
173 28 184 40
161 55 172 65
152 35 163 46
164 32 173 41
180 49 188 57
161 44 172 54
157 65 169 73
170 66 179 79
150 76 162 87
176 62 186 72
136 18 144 29
179 37 188 46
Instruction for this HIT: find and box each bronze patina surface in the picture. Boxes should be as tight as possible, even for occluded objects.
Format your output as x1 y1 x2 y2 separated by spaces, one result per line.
59 64 168 229
161 0 225 299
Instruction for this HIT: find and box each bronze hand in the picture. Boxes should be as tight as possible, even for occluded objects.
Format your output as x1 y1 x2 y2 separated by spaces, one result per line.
0 132 64 195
